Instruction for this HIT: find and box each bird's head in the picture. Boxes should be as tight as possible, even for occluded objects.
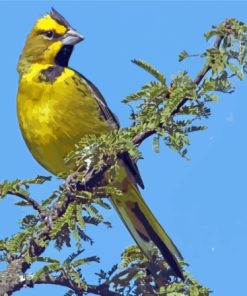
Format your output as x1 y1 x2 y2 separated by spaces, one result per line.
18 8 84 73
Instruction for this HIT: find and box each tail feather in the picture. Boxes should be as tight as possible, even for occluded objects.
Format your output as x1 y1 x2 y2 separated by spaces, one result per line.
110 179 184 280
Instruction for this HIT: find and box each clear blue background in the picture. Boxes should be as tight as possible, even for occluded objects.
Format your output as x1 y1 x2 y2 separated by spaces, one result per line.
0 1 246 295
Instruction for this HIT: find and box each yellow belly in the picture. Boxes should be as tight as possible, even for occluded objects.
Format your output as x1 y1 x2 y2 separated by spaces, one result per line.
17 66 111 175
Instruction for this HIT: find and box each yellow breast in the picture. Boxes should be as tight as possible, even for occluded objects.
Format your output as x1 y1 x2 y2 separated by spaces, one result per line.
17 65 110 175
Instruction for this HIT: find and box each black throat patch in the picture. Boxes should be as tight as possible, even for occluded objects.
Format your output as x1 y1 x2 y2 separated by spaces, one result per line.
39 66 64 83
55 45 74 67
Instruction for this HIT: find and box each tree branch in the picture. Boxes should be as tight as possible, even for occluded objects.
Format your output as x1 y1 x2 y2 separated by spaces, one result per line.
132 35 224 147
0 259 29 296
33 274 121 296
0 162 115 295
8 191 42 214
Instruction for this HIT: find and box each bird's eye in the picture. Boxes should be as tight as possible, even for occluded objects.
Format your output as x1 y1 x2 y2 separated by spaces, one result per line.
44 31 54 39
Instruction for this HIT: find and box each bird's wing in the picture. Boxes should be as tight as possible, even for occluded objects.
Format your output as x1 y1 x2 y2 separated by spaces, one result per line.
73 69 144 189
79 72 120 129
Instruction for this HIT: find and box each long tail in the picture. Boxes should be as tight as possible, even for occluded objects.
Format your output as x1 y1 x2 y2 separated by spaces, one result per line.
110 172 184 279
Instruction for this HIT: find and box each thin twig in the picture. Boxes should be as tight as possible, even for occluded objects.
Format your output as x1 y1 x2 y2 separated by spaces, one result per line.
8 191 42 214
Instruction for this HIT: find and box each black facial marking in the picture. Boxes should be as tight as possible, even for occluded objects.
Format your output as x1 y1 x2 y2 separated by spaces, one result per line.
55 45 73 67
39 66 64 83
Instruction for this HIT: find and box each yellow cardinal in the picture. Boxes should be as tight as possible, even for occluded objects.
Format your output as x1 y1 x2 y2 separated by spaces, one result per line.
17 8 183 279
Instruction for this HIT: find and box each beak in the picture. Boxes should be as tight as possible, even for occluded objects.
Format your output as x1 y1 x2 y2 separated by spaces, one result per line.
62 28 84 45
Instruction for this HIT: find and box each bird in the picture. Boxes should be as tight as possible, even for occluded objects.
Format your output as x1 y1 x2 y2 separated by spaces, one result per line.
17 8 184 279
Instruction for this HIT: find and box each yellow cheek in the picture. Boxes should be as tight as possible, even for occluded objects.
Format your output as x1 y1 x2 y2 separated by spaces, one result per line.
43 41 63 63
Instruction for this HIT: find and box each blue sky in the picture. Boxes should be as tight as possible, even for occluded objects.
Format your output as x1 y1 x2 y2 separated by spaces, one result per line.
0 1 246 295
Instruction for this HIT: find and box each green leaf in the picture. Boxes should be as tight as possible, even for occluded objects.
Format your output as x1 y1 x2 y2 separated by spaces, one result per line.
188 285 200 296
122 90 147 104
132 59 166 85
179 50 189 62
76 204 85 228
36 257 60 264
41 191 60 208
33 263 62 282
0 240 7 251
228 62 244 79
153 136 160 153
54 224 71 251
71 256 100 268
15 200 33 207
119 245 147 269
204 93 218 102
